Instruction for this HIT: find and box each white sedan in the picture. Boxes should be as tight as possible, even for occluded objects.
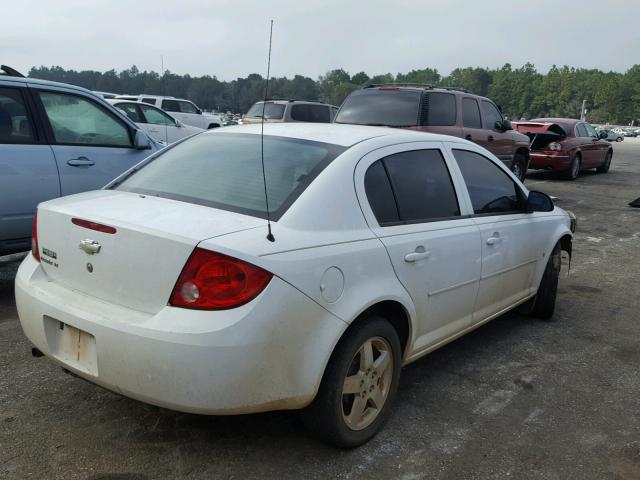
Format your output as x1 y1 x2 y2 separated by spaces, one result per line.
108 100 203 145
16 124 574 447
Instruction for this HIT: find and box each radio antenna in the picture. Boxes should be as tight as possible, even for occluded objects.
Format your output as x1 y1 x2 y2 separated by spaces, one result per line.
261 19 275 242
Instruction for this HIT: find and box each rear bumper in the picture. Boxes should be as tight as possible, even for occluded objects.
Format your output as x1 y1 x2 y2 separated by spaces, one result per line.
15 255 346 414
529 153 571 171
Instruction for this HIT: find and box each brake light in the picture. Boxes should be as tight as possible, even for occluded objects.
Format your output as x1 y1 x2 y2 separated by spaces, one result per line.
547 142 562 152
170 248 273 310
31 210 40 262
72 218 117 234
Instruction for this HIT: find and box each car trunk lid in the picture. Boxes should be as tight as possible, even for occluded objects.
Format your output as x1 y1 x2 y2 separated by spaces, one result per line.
512 122 567 150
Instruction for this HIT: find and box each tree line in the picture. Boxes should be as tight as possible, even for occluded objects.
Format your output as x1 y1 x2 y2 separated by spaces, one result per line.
29 63 640 124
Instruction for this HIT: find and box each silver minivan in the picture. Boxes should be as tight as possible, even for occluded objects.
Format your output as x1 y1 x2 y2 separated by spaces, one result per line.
241 99 338 125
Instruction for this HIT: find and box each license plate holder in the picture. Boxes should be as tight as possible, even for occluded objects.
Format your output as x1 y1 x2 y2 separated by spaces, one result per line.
44 316 98 376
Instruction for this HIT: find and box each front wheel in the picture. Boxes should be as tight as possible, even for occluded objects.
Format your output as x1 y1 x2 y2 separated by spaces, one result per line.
530 243 561 320
562 155 581 180
303 316 402 448
511 153 528 181
616 137 623 142
596 151 612 173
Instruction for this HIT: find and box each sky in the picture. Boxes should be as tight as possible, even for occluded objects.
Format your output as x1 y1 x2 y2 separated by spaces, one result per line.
3 0 639 80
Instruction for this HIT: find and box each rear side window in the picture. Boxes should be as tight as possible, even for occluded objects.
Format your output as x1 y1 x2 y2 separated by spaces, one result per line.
115 133 345 220
364 149 460 225
291 104 330 123
422 93 456 126
114 103 142 123
141 98 156 105
452 149 523 214
40 91 131 147
139 103 174 126
246 102 286 120
481 101 503 129
161 99 180 112
335 89 421 127
462 98 482 128
0 87 35 144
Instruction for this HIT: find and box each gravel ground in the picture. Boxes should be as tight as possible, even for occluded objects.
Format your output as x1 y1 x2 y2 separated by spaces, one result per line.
1 140 639 479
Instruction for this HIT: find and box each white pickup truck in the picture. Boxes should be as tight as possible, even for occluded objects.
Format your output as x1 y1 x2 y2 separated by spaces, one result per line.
115 95 225 130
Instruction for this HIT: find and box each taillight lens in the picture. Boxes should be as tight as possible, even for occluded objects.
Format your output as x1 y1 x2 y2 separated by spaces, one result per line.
31 210 40 262
169 248 273 310
548 142 562 151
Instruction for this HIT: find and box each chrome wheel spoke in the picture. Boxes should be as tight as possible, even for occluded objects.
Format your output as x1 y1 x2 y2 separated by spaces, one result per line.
347 395 367 425
369 387 385 409
373 350 390 377
343 374 362 395
360 340 374 370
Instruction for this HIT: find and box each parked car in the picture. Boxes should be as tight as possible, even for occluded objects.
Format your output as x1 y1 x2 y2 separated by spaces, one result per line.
334 85 531 181
0 74 159 256
596 128 624 142
107 100 203 145
513 119 613 180
241 99 338 125
17 123 574 447
115 95 225 130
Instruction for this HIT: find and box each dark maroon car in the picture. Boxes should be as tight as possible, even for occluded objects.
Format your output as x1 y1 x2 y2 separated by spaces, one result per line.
512 118 613 180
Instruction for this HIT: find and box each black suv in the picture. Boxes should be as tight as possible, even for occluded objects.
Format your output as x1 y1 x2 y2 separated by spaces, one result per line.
335 85 531 180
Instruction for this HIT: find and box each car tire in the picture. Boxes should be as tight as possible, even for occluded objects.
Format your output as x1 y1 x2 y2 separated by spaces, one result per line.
511 153 528 181
302 316 402 448
596 151 612 173
562 154 581 180
616 137 623 142
530 243 561 320
207 124 221 129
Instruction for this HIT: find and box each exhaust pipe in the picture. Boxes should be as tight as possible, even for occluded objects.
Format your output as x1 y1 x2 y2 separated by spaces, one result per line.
31 347 44 358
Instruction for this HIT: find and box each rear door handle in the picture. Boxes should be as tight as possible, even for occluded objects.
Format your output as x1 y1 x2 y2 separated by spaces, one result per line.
404 251 431 262
67 157 95 167
486 233 502 245
488 135 495 142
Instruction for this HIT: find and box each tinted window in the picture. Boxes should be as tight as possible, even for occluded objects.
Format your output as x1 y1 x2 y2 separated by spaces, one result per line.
40 92 131 147
116 133 345 220
462 97 482 128
139 103 174 126
178 101 198 114
246 102 286 119
422 93 456 126
141 98 156 105
453 149 523 214
161 99 180 112
378 150 460 223
481 100 503 129
335 89 421 127
364 160 399 224
0 87 34 144
114 103 142 123
291 104 331 123
584 123 598 138
576 123 588 137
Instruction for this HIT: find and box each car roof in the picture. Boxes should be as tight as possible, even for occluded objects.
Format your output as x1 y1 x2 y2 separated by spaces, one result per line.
0 74 95 94
213 122 464 147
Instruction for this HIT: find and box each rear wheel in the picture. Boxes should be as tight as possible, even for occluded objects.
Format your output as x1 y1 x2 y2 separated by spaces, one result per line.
530 243 561 320
562 154 581 180
207 124 221 129
511 153 528 181
616 136 623 142
596 150 612 173
303 316 401 448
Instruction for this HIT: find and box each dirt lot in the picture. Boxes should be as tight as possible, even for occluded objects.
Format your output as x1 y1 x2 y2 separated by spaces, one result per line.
1 141 639 480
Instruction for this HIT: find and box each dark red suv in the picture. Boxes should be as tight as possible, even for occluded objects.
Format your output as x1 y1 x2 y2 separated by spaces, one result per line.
334 85 531 180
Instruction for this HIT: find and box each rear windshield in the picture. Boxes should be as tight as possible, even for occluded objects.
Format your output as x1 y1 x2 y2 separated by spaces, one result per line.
246 102 285 119
114 133 345 220
335 89 421 127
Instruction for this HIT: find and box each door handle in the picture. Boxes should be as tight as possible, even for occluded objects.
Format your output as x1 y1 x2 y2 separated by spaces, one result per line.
67 157 95 167
486 233 502 245
488 135 495 142
465 134 472 140
404 250 431 263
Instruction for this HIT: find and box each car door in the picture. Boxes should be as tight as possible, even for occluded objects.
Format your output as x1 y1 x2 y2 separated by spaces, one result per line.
574 122 595 166
138 103 180 144
34 87 153 196
449 147 546 322
355 143 482 353
480 100 514 166
461 96 485 146
0 84 59 253
584 122 609 166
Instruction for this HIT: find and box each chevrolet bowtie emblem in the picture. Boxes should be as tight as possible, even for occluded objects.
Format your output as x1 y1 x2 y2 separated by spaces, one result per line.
79 239 101 255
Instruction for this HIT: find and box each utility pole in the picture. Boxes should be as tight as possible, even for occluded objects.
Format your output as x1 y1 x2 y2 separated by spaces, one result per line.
580 99 587 121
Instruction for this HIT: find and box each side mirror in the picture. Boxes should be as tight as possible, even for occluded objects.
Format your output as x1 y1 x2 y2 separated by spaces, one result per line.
599 131 608 139
526 191 554 213
196 108 202 115
495 120 512 131
134 130 151 150
175 119 183 128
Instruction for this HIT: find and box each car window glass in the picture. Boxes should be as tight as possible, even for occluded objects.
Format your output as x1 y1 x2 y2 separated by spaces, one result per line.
0 87 35 144
141 98 156 105
40 92 131 147
380 149 460 222
334 89 421 126
576 123 588 137
178 101 198 114
481 101 503 129
291 104 331 123
161 99 180 112
364 160 400 224
453 149 523 214
422 92 456 126
584 123 598 137
245 102 285 119
114 103 142 123
462 97 482 128
139 104 175 126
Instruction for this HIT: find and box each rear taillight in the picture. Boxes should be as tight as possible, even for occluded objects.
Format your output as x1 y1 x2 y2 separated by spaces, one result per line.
31 210 40 262
169 248 273 310
547 142 562 152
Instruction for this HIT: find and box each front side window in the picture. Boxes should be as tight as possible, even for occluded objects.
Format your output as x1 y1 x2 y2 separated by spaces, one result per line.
453 149 524 214
114 103 143 123
575 123 588 137
291 104 331 123
462 97 482 128
161 99 180 112
245 102 285 120
481 100 503 130
335 89 421 127
178 101 198 114
40 91 131 147
422 92 456 126
139 104 175 126
115 133 345 220
584 123 598 138
364 149 460 225
0 87 35 144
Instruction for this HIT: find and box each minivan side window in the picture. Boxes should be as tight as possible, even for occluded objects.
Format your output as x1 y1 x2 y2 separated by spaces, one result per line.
0 87 35 144
141 98 156 105
453 149 524 214
481 100 503 129
364 149 460 225
40 92 131 147
422 93 456 126
291 104 330 123
462 98 482 128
